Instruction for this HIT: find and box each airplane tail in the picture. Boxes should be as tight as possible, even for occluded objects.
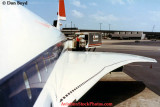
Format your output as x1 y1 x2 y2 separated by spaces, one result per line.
57 0 66 30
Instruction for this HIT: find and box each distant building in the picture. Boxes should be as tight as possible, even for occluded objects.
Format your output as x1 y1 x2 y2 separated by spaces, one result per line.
61 27 79 37
61 28 160 40
111 31 144 40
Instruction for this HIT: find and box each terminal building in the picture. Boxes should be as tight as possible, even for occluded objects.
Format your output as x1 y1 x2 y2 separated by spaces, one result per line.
62 27 160 40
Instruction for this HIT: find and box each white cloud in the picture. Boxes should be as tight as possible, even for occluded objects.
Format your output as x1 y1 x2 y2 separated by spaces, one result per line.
149 11 160 22
111 0 125 5
89 2 97 6
29 1 50 5
91 12 118 22
150 11 160 17
72 10 84 18
127 0 135 4
110 0 135 5
72 0 86 8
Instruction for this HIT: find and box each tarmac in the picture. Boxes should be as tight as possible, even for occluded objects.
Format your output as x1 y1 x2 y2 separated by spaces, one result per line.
78 40 160 107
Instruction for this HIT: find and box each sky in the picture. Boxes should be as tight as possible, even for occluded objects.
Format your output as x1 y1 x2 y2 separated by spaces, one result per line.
17 0 160 32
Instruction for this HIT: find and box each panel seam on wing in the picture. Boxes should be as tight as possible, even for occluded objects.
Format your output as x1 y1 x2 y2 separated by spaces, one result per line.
59 59 133 102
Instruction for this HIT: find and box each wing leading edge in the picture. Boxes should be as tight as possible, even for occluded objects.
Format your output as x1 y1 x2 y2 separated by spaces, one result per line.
34 51 156 107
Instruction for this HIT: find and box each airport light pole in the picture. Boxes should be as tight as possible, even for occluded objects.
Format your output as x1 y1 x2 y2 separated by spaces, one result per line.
109 24 111 37
109 24 111 31
71 21 72 35
152 25 155 32
99 23 102 30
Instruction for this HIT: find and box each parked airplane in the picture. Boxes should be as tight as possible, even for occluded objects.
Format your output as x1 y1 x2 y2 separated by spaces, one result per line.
0 0 157 107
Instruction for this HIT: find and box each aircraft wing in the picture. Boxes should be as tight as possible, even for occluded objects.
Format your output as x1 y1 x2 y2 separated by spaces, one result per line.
34 51 156 107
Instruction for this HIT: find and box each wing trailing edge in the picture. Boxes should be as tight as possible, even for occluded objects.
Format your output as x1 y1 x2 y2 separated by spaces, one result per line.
34 51 156 107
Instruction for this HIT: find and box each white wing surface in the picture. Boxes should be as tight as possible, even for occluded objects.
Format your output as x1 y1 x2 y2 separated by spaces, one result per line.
34 51 156 107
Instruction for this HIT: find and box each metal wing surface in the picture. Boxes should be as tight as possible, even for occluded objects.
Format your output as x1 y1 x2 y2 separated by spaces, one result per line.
34 51 156 107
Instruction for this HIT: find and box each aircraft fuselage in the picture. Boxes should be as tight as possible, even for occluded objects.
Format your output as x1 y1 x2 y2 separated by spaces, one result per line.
0 40 65 107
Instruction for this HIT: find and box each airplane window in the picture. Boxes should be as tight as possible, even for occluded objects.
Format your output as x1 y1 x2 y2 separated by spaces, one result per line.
35 62 42 82
23 72 32 99
50 102 52 107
